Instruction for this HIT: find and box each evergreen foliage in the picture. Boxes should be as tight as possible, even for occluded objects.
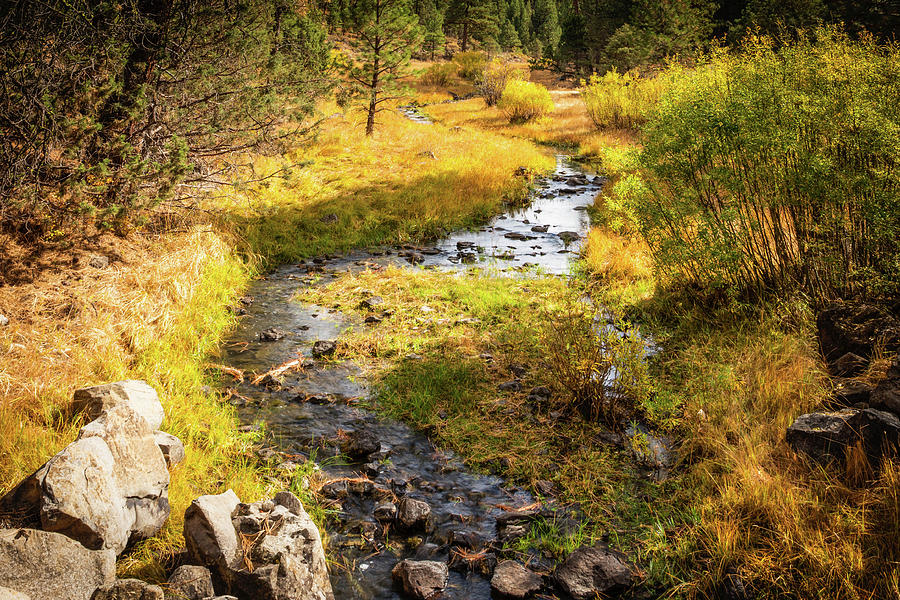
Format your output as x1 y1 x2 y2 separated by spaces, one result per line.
0 0 332 235
344 0 423 135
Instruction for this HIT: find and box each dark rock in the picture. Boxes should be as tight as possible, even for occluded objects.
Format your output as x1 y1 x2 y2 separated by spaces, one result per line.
167 565 214 600
365 315 383 325
530 225 549 233
498 380 522 393
527 386 551 403
491 560 543 599
553 547 634 600
787 407 900 462
720 570 749 600
396 497 431 531
496 509 539 527
0 528 115 600
833 379 874 406
833 352 869 377
374 502 398 523
320 481 349 500
872 379 900 415
557 231 581 244
509 364 528 378
343 426 380 459
91 579 163 600
320 213 339 224
786 409 865 463
534 480 556 496
239 296 253 306
391 560 448 600
312 340 336 358
817 303 900 368
258 328 285 342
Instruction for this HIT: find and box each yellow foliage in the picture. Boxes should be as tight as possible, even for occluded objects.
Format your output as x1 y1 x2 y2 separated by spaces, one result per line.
580 69 668 130
498 80 554 123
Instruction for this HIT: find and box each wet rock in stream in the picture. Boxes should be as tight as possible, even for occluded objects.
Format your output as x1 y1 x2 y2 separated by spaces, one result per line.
391 560 448 600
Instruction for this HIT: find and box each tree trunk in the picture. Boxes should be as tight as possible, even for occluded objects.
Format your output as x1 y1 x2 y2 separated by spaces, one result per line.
461 20 468 51
366 32 380 136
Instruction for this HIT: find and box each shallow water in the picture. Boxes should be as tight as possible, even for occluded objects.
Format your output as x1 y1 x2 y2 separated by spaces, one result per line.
221 153 606 599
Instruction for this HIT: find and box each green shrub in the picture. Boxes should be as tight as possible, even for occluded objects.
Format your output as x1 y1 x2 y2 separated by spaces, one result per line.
479 58 528 106
421 62 457 87
453 51 489 81
580 69 668 129
612 28 900 300
498 80 554 123
541 299 651 429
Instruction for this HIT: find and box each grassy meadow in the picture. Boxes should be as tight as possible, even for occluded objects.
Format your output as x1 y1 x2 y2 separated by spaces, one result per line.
2 29 899 600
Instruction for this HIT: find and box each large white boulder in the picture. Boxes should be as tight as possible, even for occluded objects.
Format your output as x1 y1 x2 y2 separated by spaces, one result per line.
2 403 171 554
72 380 165 430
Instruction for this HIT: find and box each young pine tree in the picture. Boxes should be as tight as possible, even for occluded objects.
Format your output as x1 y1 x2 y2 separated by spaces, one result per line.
347 0 423 135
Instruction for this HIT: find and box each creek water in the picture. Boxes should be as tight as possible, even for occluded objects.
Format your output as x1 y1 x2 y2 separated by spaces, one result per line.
220 143 608 598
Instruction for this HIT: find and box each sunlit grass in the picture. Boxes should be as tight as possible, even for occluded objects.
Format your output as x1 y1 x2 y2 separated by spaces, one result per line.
212 103 553 265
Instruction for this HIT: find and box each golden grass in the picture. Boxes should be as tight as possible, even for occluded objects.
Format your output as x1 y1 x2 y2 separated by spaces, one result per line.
0 228 310 580
213 102 554 263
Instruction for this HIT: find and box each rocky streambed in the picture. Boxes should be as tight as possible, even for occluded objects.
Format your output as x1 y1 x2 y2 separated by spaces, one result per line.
220 155 648 599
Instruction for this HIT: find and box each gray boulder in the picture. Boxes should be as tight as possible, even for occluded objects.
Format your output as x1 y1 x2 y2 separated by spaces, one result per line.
91 579 164 600
72 380 165 430
396 497 431 531
786 409 866 463
787 407 900 462
0 528 115 600
553 547 634 600
166 565 214 600
79 404 170 544
391 560 448 600
154 431 186 468
491 560 543 599
184 490 241 572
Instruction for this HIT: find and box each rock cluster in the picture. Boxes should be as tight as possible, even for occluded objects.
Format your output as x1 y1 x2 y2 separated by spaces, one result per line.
3 381 176 554
0 381 332 600
183 490 333 600
788 303 900 464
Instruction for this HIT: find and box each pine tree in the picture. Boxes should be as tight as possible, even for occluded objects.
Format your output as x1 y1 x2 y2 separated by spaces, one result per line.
422 0 447 59
446 0 500 51
531 0 561 55
347 0 422 135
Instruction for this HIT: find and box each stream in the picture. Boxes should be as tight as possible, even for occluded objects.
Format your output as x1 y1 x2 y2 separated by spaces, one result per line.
221 134 609 598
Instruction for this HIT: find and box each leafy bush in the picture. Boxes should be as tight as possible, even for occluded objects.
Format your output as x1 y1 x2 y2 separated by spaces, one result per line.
479 58 528 106
612 28 900 300
580 69 668 129
421 62 457 87
498 80 554 123
541 299 650 429
453 51 489 81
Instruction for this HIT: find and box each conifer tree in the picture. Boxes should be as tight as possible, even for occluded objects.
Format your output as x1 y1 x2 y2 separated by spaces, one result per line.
446 0 500 51
347 0 422 135
422 0 447 59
